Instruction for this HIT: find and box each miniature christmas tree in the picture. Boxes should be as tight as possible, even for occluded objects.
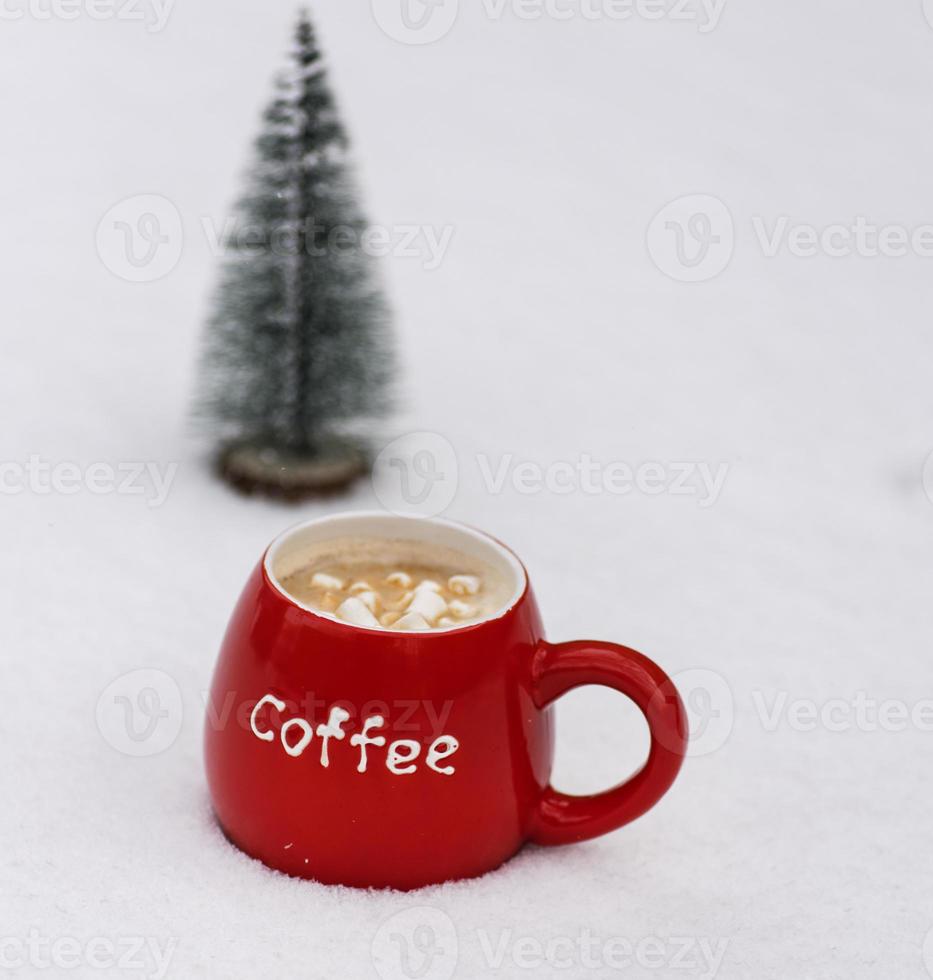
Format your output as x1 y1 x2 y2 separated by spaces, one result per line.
197 9 393 498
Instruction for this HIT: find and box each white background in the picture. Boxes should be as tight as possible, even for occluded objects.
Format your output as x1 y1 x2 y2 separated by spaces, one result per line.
3 1 933 977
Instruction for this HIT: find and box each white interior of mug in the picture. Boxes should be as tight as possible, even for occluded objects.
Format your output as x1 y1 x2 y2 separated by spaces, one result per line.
264 512 527 633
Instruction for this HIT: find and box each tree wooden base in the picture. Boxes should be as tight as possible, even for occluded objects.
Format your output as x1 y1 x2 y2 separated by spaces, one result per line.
217 441 367 501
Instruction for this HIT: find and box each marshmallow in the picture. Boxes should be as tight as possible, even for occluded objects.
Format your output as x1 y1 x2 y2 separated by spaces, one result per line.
415 579 442 593
380 611 401 627
348 581 372 595
311 572 344 591
335 597 381 629
385 571 412 588
408 590 448 625
437 617 456 628
448 599 475 620
355 591 381 614
448 575 480 596
392 611 431 631
388 590 414 612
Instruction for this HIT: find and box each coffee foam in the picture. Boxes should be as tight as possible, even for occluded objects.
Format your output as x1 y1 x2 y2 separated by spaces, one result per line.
276 535 514 632
297 536 493 574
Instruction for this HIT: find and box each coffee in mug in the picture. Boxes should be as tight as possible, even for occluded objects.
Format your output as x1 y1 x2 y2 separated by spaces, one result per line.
278 536 513 630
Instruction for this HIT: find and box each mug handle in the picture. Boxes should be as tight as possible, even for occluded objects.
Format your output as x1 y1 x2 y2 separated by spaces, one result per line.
529 640 688 846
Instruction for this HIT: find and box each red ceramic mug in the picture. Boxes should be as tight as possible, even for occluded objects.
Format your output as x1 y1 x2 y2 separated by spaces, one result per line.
205 512 687 890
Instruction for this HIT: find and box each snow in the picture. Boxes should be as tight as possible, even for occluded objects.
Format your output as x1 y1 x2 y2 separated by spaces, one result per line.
3 2 933 978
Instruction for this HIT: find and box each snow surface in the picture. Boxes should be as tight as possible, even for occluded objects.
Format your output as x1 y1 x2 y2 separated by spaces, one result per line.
3 2 933 978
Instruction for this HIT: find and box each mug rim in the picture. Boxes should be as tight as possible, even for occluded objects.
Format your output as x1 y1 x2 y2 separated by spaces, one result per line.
262 511 529 637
